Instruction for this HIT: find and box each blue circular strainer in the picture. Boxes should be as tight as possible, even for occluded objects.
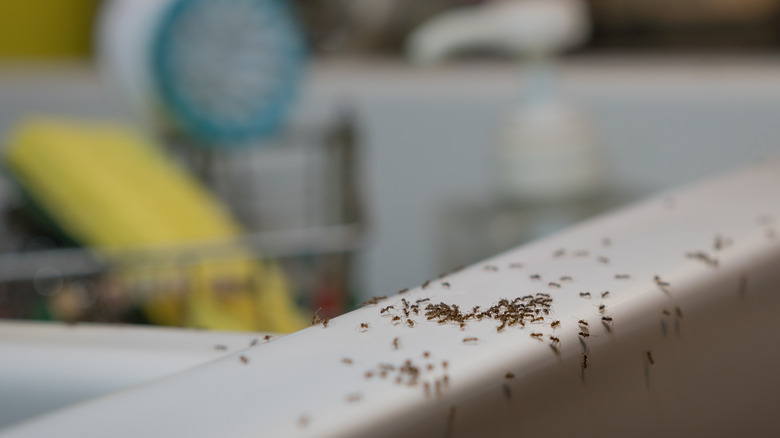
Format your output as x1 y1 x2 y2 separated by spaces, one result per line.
151 0 306 145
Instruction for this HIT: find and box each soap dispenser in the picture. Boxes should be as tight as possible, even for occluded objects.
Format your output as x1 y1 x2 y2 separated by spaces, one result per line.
407 0 607 204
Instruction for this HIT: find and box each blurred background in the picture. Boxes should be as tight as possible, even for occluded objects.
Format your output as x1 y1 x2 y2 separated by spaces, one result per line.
0 0 779 332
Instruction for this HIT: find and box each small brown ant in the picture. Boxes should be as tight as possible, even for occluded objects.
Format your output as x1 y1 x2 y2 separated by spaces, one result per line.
423 351 430 358
406 319 415 327
346 393 363 403
462 337 478 343
392 337 400 350
380 306 394 314
601 291 610 298
579 331 590 338
550 320 561 328
505 372 515 379
578 319 589 327
364 371 374 378
549 336 560 344
615 274 630 279
341 358 353 365
441 281 451 289
560 276 573 281
582 353 588 369
239 355 249 364
675 306 683 318
530 274 541 280
579 292 591 298
548 282 561 288
646 351 654 365
442 360 449 369
359 322 370 331
263 335 272 341
601 316 613 323
530 332 543 340
392 315 401 322
598 304 606 313
662 308 671 316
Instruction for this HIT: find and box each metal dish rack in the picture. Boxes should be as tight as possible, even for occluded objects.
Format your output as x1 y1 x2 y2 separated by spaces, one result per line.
0 113 365 326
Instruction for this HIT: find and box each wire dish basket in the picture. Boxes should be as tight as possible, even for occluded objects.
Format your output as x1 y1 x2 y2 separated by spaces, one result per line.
0 115 364 330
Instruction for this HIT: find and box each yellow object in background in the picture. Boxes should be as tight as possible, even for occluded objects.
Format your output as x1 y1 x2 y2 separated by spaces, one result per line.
5 118 308 333
0 0 100 59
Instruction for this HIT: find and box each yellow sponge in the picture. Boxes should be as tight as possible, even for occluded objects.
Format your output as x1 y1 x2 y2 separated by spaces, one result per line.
5 118 307 332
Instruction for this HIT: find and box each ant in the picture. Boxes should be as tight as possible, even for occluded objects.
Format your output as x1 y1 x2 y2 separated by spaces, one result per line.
579 331 590 338
505 372 515 379
578 320 589 326
311 309 329 327
406 319 415 327
441 281 451 289
530 332 543 340
615 274 630 279
392 337 400 350
560 276 573 282
364 371 374 378
530 274 542 280
597 256 610 264
484 265 498 271
550 320 561 328
214 345 227 351
601 291 610 298
399 288 409 294
654 276 670 287
462 337 478 343
582 353 588 369
675 306 683 318
549 336 560 345
601 316 613 323
646 351 654 365
239 355 249 364
380 306 394 314
422 280 431 289
579 292 591 298
346 393 363 403
553 248 566 257
598 304 606 313
359 322 370 331
509 262 523 269
263 335 272 341
341 358 353 365
548 282 561 288
392 315 401 322
423 351 430 358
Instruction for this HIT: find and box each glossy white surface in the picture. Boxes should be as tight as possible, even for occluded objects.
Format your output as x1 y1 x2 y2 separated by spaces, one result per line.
0 322 274 429
3 161 780 437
